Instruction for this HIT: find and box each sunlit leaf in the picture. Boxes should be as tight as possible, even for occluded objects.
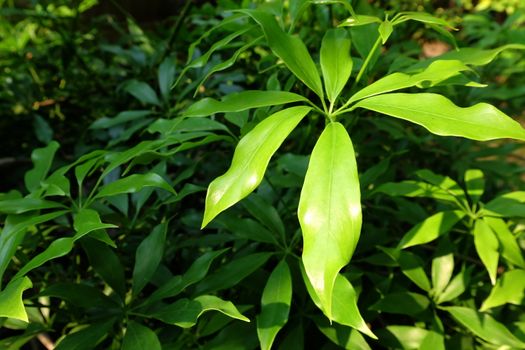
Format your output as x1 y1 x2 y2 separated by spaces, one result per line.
355 93 525 141
480 269 525 311
473 219 499 284
202 106 311 227
320 28 353 103
0 277 32 322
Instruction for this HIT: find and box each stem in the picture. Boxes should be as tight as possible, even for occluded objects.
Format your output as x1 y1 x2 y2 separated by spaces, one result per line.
353 35 382 89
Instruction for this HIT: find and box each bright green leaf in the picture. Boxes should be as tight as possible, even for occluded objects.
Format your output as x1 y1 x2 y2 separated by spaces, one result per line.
480 269 525 311
394 11 455 29
398 211 465 249
202 106 311 227
355 93 525 141
435 265 472 304
257 260 292 350
299 122 361 320
339 15 382 27
320 28 353 103
464 169 484 205
473 219 499 285
431 238 455 297
484 217 525 268
0 277 32 322
378 20 393 44
483 191 525 218
443 306 525 348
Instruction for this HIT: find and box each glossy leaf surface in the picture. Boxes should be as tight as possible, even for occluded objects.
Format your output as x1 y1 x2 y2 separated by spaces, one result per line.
355 93 525 141
202 106 311 227
299 122 361 319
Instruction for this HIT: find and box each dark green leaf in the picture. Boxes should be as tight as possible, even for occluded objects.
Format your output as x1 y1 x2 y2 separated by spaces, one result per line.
95 173 175 199
122 321 161 350
24 141 59 192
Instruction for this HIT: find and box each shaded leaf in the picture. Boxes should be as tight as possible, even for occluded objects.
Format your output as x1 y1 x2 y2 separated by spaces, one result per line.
123 80 161 106
122 321 161 350
183 90 308 117
257 260 292 350
464 169 484 205
132 223 167 296
24 141 59 192
151 295 249 328
95 173 175 199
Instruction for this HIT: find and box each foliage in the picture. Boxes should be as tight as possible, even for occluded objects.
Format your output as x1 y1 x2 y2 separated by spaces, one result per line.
1 0 525 349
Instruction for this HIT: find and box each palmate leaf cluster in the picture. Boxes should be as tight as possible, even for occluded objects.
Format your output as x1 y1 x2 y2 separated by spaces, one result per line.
1 0 525 349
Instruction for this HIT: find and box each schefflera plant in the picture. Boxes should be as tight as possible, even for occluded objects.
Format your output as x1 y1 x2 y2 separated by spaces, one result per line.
183 6 525 333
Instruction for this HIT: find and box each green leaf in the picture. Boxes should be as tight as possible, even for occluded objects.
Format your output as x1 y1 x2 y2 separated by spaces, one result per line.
81 238 126 297
183 90 308 118
73 208 117 236
378 20 393 44
239 9 324 98
257 260 292 350
473 219 499 285
355 93 525 141
298 122 361 320
395 11 456 29
24 141 59 192
0 277 32 322
375 326 429 350
95 173 175 199
132 223 167 296
371 292 430 316
151 295 250 328
464 169 484 204
90 110 151 129
303 269 376 339
146 249 228 304
320 28 353 103
123 80 161 106
40 282 120 310
55 319 115 350
380 247 431 292
412 44 525 69
315 320 372 350
158 57 176 101
348 60 472 105
484 217 525 268
435 265 472 304
443 306 525 348
0 211 68 285
483 191 525 218
339 15 382 27
122 321 161 350
431 238 455 297
0 198 65 214
398 211 465 249
480 269 525 311
374 180 458 205
195 252 272 294
202 106 311 227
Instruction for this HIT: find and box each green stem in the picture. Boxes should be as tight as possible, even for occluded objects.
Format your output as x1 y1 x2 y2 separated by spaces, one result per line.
353 35 382 89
